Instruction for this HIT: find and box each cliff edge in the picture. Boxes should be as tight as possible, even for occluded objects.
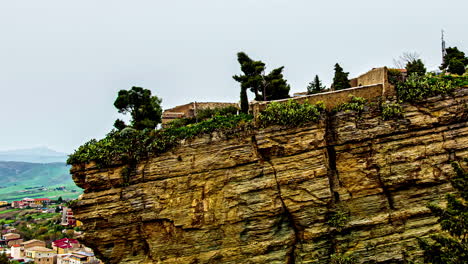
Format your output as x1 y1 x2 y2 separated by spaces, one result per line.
71 87 467 263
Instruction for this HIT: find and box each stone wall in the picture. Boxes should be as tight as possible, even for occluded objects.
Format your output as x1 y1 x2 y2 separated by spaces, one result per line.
251 67 396 118
252 84 385 116
71 87 468 264
162 102 238 125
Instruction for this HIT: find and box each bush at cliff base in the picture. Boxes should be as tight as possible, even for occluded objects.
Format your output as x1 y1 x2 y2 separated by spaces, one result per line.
418 158 468 264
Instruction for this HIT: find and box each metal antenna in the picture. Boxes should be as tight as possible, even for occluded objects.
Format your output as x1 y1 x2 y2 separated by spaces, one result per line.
441 29 447 65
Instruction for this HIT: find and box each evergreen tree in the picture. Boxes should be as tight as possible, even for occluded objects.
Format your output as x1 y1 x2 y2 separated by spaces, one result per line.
263 66 290 100
233 52 265 100
332 63 351 90
113 86 163 130
448 59 466 75
418 158 468 264
233 52 290 110
441 47 468 71
307 75 326 94
406 59 426 76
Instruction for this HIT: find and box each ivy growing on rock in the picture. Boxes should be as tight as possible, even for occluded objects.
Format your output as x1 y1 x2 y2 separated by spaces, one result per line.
381 102 404 120
334 96 367 113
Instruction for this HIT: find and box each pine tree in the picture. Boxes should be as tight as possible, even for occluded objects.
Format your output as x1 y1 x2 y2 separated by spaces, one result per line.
332 63 351 90
307 75 326 94
233 52 290 110
418 158 468 264
406 59 426 76
263 66 290 100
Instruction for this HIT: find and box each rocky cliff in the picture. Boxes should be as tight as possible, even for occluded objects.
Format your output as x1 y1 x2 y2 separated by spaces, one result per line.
71 87 467 264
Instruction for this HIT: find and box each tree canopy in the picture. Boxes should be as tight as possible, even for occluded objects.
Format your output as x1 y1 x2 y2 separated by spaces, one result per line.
448 59 466 75
332 63 351 90
307 75 326 94
406 58 427 76
233 52 290 112
441 47 468 73
113 86 163 130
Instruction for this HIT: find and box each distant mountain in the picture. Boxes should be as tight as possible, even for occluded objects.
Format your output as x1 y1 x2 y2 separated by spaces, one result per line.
0 161 80 202
0 147 68 163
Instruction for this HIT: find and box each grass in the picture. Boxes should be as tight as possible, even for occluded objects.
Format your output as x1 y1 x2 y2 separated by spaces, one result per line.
0 209 19 215
0 219 15 224
30 213 60 219
0 183 81 202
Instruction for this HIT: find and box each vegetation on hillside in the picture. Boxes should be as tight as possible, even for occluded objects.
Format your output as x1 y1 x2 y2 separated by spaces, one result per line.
396 74 464 102
0 161 80 202
258 100 325 127
67 113 253 166
334 96 367 113
1 210 71 246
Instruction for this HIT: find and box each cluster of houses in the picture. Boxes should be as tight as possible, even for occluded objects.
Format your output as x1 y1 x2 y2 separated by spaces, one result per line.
1 232 101 264
10 198 52 209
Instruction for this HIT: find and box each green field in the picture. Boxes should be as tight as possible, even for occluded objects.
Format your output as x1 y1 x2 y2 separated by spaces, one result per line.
0 161 82 202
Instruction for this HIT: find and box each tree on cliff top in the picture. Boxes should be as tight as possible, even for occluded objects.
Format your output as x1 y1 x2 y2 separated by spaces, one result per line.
233 52 290 113
307 75 326 94
113 86 163 130
405 58 426 76
418 157 468 263
441 47 468 72
332 63 351 90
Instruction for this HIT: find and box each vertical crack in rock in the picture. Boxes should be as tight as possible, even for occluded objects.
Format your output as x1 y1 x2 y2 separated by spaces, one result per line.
266 160 301 264
325 112 341 204
369 142 395 210
137 218 155 263
250 135 300 264
375 164 395 210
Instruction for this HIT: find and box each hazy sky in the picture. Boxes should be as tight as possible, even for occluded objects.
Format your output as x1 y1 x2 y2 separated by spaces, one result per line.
1 0 467 153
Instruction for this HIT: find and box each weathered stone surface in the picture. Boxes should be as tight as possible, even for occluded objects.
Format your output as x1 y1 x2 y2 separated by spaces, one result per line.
72 88 468 263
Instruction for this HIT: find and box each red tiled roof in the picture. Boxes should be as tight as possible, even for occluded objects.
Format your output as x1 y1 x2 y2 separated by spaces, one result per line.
52 238 79 248
34 198 51 201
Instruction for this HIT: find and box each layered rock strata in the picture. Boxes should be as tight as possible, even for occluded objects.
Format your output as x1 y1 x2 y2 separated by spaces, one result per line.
71 88 468 263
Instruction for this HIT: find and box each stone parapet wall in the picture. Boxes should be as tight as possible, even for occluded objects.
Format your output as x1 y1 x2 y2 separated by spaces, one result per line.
252 83 386 116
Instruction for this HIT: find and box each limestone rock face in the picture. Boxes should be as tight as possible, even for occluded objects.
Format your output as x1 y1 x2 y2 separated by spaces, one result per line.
71 88 468 264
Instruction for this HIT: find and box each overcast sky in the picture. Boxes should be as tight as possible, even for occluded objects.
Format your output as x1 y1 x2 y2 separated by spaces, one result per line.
1 0 467 153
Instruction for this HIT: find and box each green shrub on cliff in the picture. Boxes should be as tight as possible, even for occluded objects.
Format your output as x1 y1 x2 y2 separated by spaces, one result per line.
67 113 253 166
418 158 468 264
334 96 367 113
381 102 404 120
258 100 325 127
396 74 458 102
330 253 357 264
